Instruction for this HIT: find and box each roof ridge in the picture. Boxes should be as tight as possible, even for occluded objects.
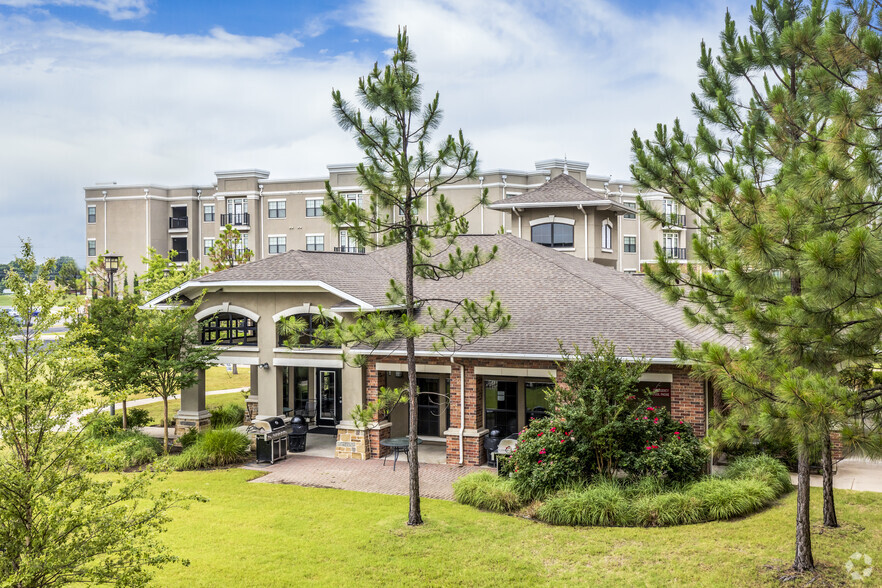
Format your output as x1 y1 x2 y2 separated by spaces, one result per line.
505 237 703 346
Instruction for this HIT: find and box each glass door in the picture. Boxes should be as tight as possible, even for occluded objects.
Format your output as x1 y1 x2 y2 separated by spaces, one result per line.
317 369 341 426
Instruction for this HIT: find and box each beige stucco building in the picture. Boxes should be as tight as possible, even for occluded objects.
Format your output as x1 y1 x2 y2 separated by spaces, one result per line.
84 157 698 279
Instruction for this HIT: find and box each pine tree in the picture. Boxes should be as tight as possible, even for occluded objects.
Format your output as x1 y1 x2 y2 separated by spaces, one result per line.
324 28 509 525
631 0 882 572
207 224 253 271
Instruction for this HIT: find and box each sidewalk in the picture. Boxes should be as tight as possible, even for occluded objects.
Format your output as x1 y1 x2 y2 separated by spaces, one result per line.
789 457 882 493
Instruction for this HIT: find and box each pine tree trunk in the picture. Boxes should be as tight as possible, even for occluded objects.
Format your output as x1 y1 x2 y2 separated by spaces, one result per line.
405 213 422 526
122 399 128 430
793 452 815 572
232 364 238 375
821 433 838 528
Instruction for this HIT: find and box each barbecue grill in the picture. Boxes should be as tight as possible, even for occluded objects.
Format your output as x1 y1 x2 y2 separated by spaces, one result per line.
251 416 288 464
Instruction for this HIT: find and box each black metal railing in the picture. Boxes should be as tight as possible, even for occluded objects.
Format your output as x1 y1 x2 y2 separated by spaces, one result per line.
169 217 188 229
663 247 687 260
220 213 250 226
170 250 189 263
662 214 686 227
333 246 365 253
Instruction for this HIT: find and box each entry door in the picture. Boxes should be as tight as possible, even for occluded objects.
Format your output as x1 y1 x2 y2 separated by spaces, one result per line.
317 369 342 426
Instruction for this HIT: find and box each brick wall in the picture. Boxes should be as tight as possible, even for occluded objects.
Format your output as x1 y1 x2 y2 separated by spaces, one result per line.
644 365 706 437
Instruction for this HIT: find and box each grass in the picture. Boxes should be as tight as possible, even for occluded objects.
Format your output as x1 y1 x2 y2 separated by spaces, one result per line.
145 469 882 587
82 366 251 404
142 391 245 426
164 429 250 470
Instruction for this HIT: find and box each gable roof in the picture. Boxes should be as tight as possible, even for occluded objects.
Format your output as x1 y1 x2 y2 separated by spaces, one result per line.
148 234 736 362
489 173 631 212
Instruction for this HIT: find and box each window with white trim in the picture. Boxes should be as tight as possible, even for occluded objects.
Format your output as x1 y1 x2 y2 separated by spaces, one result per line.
306 235 324 251
203 204 215 222
344 193 363 208
87 205 96 224
87 239 96 257
624 235 636 253
268 200 286 219
623 201 636 219
203 238 215 255
601 220 613 251
306 198 323 217
531 222 574 248
268 236 286 254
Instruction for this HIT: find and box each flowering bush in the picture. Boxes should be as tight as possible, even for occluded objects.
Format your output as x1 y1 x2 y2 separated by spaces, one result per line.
501 417 581 500
619 406 708 482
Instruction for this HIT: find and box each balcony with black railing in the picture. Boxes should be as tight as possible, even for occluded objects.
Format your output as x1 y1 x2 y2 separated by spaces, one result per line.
333 246 365 253
169 216 188 229
662 213 687 227
663 247 687 260
170 250 189 263
220 212 250 227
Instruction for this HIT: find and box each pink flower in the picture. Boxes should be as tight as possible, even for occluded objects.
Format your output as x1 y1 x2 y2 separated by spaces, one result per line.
642 416 648 420
646 407 655 411
538 432 543 437
559 439 565 444
645 446 652 450
674 431 680 435
564 431 570 436
653 418 659 423
628 395 636 400
551 427 556 432
539 448 547 455
652 445 659 449
538 460 543 464
678 420 683 424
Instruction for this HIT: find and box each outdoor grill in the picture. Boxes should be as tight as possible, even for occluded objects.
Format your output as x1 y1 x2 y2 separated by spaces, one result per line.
251 416 289 464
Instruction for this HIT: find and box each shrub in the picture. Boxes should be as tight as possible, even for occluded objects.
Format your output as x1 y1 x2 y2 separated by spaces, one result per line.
452 472 522 513
631 491 704 526
503 417 582 500
84 407 152 438
723 454 792 496
167 428 250 470
178 427 200 449
687 477 777 520
537 478 629 526
86 429 161 471
210 403 245 429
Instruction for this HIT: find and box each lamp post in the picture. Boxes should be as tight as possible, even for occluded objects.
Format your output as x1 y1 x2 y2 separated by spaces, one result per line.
103 254 121 416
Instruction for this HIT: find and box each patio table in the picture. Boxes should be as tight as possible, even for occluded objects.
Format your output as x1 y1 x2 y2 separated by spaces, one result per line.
380 437 423 471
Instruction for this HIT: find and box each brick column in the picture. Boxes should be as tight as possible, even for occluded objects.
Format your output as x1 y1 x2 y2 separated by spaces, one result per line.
339 358 391 459
446 361 487 465
669 368 706 437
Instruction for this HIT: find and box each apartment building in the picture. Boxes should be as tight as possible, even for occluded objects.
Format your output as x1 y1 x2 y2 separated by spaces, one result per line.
84 157 698 278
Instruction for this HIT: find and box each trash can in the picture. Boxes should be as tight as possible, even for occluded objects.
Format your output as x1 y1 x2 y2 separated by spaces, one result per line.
484 429 502 466
289 416 308 452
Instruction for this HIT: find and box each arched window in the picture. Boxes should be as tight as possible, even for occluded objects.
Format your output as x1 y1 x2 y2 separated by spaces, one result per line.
200 313 257 346
601 220 613 251
278 313 334 347
531 222 574 248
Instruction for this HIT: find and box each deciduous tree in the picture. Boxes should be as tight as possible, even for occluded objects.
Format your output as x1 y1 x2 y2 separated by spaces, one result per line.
206 225 253 271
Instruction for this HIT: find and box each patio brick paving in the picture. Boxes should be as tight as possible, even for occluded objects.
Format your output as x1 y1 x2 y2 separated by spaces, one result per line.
244 454 486 500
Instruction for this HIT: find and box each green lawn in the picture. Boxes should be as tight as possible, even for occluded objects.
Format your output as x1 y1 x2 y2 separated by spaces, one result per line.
125 366 251 402
146 470 882 587
142 391 245 426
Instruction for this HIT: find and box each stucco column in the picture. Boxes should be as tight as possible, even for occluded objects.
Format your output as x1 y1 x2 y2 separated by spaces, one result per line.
255 363 281 417
175 369 209 435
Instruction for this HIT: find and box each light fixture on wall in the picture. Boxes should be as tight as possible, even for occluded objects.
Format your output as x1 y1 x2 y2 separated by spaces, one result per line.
258 362 270 370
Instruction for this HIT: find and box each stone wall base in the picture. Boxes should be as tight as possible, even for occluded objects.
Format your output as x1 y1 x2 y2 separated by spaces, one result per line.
174 410 211 436
336 428 368 460
245 397 258 425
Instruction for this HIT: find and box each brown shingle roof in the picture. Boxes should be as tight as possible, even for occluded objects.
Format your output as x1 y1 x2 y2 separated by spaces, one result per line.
177 234 735 360
489 173 609 208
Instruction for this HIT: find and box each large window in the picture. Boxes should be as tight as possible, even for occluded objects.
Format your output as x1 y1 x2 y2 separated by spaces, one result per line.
203 204 215 222
524 381 551 423
200 313 257 346
306 198 323 217
268 200 286 219
87 205 96 223
484 379 518 436
87 239 96 257
268 235 286 254
531 222 574 248
306 234 324 251
279 313 333 347
624 235 636 253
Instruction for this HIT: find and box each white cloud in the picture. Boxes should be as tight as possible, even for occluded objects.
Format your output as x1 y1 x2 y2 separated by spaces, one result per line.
0 0 746 262
0 0 149 20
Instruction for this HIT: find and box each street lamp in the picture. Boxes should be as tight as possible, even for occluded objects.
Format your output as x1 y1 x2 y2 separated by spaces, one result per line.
103 254 120 299
102 254 121 416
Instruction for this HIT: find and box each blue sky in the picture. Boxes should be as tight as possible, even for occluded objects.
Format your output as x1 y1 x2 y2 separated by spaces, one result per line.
0 0 741 262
